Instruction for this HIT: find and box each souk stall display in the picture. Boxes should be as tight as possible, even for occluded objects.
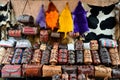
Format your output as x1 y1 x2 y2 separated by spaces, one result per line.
0 0 119 80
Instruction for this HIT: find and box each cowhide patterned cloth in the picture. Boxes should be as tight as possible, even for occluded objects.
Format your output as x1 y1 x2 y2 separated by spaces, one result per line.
84 3 119 42
0 1 15 40
0 1 12 27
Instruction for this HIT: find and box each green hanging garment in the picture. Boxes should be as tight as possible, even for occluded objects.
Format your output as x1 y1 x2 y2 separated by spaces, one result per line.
58 2 73 38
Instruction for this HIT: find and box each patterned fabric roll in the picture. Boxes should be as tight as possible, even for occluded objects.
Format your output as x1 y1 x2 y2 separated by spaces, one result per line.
99 38 118 47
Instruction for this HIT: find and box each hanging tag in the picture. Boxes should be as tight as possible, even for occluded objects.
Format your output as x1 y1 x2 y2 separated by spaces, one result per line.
83 42 90 50
67 43 74 50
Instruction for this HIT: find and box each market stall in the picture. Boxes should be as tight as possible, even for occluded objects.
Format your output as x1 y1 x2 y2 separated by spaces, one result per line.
0 0 119 80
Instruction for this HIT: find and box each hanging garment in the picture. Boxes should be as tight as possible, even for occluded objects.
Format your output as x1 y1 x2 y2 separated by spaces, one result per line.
85 3 116 41
45 1 59 30
58 2 73 38
0 2 10 27
36 4 46 29
0 1 16 40
72 1 89 35
0 1 16 27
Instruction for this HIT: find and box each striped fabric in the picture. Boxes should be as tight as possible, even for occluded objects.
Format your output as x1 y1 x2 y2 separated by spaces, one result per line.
99 38 118 47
